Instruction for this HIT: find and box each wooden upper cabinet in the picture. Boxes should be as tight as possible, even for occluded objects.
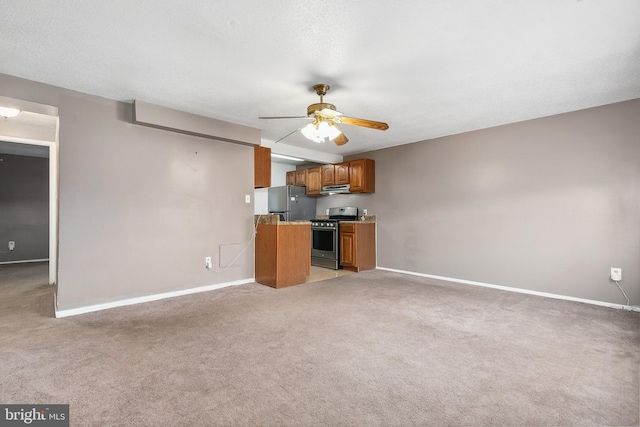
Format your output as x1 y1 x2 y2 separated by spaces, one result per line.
349 158 375 193
284 158 374 194
306 167 322 195
254 146 271 188
321 164 335 186
335 162 350 185
285 169 308 187
286 171 295 185
295 169 307 186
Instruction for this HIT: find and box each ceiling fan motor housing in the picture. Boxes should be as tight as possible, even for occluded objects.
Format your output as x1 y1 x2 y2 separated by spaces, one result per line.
307 103 336 116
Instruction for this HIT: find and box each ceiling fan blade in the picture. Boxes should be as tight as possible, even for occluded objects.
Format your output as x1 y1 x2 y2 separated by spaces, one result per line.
273 127 303 144
333 132 349 146
259 116 311 120
339 116 389 131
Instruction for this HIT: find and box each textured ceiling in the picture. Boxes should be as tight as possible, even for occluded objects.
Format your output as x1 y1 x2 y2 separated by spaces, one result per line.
1 1 639 157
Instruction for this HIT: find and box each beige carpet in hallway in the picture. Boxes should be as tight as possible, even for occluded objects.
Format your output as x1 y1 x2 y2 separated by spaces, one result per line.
1 262 638 426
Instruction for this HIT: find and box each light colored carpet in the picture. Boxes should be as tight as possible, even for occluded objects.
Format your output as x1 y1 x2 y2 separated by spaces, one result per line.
1 262 638 426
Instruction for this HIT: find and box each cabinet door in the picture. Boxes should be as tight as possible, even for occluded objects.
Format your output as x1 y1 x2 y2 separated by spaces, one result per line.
306 167 322 195
340 232 356 267
295 169 307 186
254 146 271 188
349 159 375 193
349 159 365 192
321 164 335 186
335 162 350 185
286 171 295 185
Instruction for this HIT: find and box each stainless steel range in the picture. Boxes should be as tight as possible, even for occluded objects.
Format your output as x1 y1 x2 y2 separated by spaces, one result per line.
311 207 358 270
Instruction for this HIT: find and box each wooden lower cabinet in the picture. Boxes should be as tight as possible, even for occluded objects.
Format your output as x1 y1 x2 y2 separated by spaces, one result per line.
340 232 356 266
255 223 311 288
339 222 376 272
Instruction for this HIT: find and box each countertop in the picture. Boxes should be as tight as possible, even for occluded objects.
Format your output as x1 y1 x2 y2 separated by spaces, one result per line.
254 214 375 225
254 214 311 225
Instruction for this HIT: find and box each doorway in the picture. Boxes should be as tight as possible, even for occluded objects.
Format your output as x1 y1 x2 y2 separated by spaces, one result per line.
0 96 59 285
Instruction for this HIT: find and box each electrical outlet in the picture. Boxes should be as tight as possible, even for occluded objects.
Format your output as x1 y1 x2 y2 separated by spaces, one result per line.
205 257 213 269
363 209 368 215
8 241 15 251
611 268 622 282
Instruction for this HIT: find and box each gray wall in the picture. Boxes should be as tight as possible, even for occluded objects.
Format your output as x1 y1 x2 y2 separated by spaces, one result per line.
318 99 640 305
0 153 49 262
1 73 256 311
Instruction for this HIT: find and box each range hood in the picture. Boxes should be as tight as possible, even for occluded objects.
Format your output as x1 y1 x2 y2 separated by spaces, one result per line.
320 184 350 195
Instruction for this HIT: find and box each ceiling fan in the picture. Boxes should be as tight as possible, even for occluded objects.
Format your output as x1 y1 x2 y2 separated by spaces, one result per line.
259 84 389 146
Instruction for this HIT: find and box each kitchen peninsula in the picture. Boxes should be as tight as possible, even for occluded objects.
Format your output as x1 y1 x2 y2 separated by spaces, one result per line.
254 215 311 288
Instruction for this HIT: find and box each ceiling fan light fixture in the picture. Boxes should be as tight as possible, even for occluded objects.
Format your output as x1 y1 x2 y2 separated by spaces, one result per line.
260 83 388 146
301 122 321 142
300 119 342 143
317 120 330 134
0 107 20 118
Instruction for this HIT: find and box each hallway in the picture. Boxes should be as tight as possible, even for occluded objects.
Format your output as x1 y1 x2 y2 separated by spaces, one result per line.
0 262 53 321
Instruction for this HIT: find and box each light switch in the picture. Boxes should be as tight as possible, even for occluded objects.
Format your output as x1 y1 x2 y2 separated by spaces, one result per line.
245 195 251 204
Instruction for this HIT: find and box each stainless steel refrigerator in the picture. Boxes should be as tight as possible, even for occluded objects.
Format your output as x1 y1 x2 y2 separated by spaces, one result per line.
268 185 317 221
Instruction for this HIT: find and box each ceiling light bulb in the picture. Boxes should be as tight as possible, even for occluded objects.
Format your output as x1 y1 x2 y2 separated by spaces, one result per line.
307 121 334 143
0 107 20 118
301 122 318 140
300 122 326 143
317 121 330 134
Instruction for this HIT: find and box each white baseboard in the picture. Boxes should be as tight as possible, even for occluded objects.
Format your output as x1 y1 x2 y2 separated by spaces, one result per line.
0 258 49 265
55 278 255 318
376 267 640 312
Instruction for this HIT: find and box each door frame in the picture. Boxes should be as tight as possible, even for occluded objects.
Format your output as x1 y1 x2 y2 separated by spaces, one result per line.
1 129 59 285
